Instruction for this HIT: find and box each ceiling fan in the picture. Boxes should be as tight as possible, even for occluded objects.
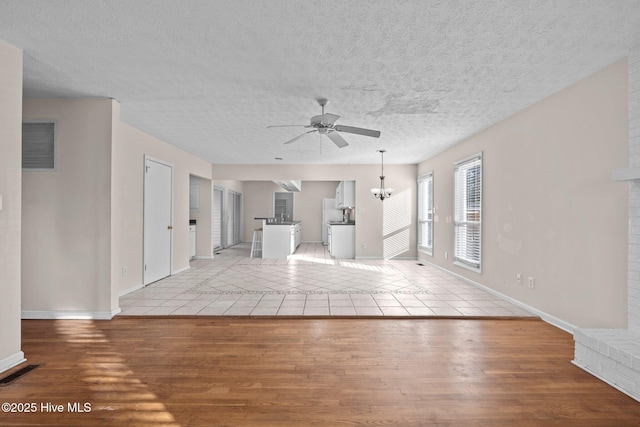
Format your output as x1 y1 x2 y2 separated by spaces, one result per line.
267 98 381 148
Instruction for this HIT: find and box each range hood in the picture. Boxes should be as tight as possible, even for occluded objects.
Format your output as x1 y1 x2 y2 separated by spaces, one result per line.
273 180 302 192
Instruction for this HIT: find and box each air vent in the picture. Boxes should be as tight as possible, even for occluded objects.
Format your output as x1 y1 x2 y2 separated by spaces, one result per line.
22 122 55 170
0 364 42 386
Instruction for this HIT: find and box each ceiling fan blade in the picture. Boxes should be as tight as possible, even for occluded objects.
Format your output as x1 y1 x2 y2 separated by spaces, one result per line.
322 113 340 125
284 130 317 144
310 113 340 125
334 125 381 138
326 130 349 148
267 124 308 128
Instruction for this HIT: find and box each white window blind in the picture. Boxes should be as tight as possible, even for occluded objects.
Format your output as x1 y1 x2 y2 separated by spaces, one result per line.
22 122 55 170
453 153 482 271
418 172 434 255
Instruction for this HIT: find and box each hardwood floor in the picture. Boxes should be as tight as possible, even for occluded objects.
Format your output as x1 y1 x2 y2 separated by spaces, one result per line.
1 318 640 426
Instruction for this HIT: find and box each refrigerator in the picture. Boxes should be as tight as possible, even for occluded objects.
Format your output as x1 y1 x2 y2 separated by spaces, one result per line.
322 198 343 245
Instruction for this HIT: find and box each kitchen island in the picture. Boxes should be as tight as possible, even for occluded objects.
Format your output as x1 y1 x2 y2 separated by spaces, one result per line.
328 221 355 259
255 218 301 258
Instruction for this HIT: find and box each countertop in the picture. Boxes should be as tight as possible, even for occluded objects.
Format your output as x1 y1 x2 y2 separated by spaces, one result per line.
255 218 301 225
328 221 355 225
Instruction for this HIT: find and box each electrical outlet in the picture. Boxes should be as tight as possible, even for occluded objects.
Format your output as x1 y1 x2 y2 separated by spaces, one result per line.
361 242 367 249
122 266 128 276
528 276 535 289
516 273 522 285
444 251 448 259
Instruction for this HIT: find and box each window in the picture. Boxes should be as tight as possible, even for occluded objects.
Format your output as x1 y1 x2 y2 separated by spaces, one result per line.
22 122 56 170
418 172 434 255
453 153 482 271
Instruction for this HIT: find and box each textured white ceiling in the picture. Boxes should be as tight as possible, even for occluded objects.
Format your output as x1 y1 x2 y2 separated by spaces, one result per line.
1 0 638 164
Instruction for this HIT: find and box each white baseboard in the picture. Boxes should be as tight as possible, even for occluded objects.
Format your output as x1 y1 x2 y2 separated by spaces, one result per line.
119 283 144 297
194 255 214 260
22 308 120 320
0 351 26 374
422 260 577 335
571 360 640 403
172 265 190 275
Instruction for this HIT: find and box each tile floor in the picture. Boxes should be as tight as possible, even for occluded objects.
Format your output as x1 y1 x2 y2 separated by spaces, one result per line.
119 243 534 317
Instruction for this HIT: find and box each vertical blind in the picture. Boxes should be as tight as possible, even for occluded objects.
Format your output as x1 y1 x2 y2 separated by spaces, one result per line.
212 188 223 249
227 191 242 247
417 172 434 255
22 122 55 169
453 154 482 270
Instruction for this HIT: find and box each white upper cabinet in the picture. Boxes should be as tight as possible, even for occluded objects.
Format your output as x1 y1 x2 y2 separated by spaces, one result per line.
336 180 355 208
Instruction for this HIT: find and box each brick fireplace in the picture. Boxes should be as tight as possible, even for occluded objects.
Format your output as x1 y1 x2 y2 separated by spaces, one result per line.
573 48 640 401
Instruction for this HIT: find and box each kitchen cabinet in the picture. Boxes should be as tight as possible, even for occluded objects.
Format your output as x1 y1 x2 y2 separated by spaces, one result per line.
335 180 355 208
189 224 196 259
294 222 301 249
261 220 302 258
328 224 355 258
289 222 301 254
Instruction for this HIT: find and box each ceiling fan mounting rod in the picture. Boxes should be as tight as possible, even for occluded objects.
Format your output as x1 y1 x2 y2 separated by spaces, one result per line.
269 97 379 149
317 97 328 115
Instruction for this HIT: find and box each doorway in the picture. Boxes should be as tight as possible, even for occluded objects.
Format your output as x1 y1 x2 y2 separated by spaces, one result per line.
227 191 242 247
213 187 223 250
143 157 173 285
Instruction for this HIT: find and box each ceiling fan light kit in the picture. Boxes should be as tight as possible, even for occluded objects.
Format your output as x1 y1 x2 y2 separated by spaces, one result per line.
372 149 393 201
268 98 381 148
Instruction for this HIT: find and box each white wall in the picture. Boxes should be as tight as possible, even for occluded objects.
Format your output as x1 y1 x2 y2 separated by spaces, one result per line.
22 99 114 318
0 39 24 372
242 181 282 241
189 175 213 259
212 164 418 259
240 180 338 242
20 98 212 316
418 59 629 329
627 48 640 330
293 181 340 242
111 103 212 300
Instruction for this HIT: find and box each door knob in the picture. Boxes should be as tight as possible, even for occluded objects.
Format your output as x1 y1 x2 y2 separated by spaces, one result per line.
167 225 173 230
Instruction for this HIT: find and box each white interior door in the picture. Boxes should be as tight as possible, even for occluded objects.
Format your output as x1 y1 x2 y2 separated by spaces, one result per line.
143 157 173 285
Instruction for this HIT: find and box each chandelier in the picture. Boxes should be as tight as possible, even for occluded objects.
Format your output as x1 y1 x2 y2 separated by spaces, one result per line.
371 149 393 201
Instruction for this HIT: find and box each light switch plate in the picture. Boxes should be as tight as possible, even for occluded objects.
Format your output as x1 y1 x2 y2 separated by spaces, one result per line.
0 194 3 211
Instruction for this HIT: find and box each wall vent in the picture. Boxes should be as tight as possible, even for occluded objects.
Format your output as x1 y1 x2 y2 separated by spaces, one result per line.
0 364 42 386
22 122 56 170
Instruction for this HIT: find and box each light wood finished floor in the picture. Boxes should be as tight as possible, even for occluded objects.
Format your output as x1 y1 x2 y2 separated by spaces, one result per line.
1 318 640 426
